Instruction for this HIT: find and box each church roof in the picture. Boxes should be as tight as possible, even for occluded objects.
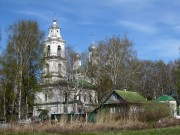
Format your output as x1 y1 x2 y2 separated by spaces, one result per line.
157 95 175 101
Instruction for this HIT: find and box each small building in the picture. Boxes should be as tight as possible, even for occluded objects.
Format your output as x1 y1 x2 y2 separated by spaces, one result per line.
97 90 147 114
157 95 177 117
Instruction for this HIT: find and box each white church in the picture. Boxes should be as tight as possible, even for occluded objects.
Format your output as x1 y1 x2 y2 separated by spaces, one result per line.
33 19 98 118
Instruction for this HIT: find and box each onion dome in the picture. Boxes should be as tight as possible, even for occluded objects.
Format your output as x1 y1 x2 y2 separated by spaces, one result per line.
50 19 60 29
74 53 80 60
88 44 96 52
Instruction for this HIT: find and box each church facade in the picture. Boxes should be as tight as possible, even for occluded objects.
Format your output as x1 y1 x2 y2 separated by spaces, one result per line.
33 20 97 117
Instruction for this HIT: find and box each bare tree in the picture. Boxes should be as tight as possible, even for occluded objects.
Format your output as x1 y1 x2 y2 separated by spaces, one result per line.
136 60 176 100
87 35 138 99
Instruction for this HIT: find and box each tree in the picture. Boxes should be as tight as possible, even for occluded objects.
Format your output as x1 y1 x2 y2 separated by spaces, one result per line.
172 59 180 99
135 60 175 100
0 20 44 121
85 35 178 101
87 35 138 99
65 45 76 81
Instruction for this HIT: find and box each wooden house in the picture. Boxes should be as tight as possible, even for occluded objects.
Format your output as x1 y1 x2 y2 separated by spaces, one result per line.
97 90 147 114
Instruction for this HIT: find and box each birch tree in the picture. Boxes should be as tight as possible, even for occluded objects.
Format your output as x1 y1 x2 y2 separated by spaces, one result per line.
87 36 138 99
2 20 44 120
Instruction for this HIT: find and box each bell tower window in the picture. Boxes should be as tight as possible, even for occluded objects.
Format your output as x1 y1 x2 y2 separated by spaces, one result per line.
47 45 50 56
45 64 49 75
58 64 61 76
45 93 48 102
57 45 61 56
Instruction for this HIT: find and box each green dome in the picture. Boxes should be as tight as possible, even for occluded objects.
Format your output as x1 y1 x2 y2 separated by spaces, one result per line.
157 95 175 101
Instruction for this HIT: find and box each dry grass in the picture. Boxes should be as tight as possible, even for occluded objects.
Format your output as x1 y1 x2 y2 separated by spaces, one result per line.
1 102 178 134
1 113 180 135
1 113 147 134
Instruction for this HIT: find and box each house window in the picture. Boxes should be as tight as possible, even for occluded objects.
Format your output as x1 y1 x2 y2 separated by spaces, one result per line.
113 94 118 100
57 45 61 56
110 108 116 113
47 45 50 56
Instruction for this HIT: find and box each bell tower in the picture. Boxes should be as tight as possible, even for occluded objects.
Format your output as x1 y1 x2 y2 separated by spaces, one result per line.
42 19 67 84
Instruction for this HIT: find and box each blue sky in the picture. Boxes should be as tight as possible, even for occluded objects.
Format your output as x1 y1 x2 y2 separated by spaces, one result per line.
1 0 180 63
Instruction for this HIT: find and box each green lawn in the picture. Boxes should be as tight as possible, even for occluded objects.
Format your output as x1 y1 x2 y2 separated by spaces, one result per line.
3 126 180 135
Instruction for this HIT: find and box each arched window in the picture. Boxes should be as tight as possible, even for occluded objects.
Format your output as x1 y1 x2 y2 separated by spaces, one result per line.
58 64 61 75
47 45 50 56
57 45 61 56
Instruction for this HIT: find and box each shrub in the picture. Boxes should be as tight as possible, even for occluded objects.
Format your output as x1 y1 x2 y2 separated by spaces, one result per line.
139 102 171 122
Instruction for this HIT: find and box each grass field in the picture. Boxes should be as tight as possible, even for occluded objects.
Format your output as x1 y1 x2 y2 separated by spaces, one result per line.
4 126 180 135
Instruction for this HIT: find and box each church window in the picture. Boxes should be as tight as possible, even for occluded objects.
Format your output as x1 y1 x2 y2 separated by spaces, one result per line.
91 78 95 84
84 93 86 102
45 79 49 83
89 94 92 103
46 64 49 74
65 92 67 103
57 45 61 56
45 93 48 102
58 64 61 75
47 45 50 56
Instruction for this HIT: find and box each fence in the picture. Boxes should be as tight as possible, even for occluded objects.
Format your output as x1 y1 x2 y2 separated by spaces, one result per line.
50 112 97 122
